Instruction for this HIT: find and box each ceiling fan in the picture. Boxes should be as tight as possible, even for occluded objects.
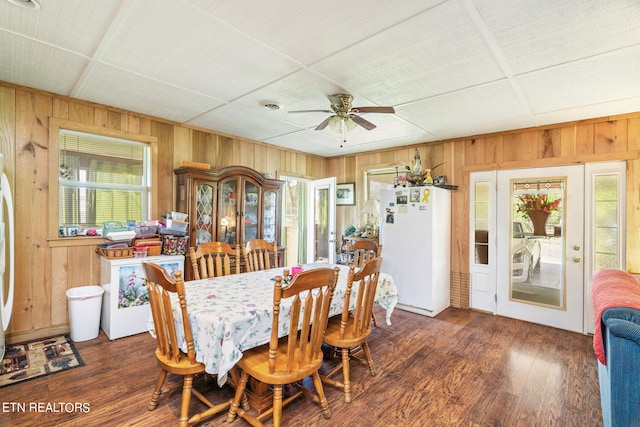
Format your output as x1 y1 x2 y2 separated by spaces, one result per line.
289 93 395 132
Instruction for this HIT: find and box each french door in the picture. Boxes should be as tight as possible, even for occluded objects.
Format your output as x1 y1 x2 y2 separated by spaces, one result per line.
469 162 625 333
496 165 584 332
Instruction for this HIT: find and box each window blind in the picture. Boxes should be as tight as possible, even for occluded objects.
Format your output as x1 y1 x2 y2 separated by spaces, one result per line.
59 129 150 227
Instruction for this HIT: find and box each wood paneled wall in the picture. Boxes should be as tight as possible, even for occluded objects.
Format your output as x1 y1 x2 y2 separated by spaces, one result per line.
0 83 326 344
2 80 639 342
331 114 640 309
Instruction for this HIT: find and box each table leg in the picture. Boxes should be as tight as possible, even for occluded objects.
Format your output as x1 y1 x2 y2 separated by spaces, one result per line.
245 377 273 414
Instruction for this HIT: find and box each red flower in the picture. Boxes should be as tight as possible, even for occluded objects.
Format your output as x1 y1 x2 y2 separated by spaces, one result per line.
516 194 561 214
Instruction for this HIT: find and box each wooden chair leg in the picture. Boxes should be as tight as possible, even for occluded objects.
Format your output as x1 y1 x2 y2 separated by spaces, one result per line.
311 372 332 419
148 369 168 410
228 366 251 411
272 384 283 427
179 375 194 427
227 371 249 423
361 342 377 376
371 311 379 327
341 346 352 403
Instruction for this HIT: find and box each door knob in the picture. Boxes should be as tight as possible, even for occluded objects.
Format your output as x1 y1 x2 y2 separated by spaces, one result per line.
573 245 581 251
572 257 582 263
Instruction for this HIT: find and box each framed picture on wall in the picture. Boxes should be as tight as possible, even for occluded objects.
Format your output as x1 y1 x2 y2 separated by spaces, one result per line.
336 182 356 206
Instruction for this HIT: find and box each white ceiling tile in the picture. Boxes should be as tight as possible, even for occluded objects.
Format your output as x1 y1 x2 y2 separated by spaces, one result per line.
263 129 344 156
475 0 640 74
0 0 119 56
529 97 640 127
396 80 530 138
204 70 345 128
354 133 438 152
187 102 305 141
517 45 640 114
0 32 89 95
75 62 223 123
96 0 300 100
310 0 506 106
187 0 442 66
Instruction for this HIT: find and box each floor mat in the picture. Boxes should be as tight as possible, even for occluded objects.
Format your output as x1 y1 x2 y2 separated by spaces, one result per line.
0 335 84 387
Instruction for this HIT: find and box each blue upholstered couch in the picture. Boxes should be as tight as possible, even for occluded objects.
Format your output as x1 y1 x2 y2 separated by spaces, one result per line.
592 269 640 427
598 307 640 427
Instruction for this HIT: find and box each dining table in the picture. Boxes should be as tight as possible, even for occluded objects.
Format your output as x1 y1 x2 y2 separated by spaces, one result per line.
150 262 398 389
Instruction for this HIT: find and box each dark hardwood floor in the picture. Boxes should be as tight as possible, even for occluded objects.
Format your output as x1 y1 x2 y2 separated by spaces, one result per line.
3 306 602 427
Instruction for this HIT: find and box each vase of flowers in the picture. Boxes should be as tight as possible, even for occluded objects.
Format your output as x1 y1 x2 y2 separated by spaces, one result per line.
516 194 561 236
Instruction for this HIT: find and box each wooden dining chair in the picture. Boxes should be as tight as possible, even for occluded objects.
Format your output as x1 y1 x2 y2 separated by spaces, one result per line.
320 257 382 403
336 235 349 265
227 267 340 427
142 261 232 426
346 239 383 326
346 239 382 270
189 242 240 280
244 239 278 272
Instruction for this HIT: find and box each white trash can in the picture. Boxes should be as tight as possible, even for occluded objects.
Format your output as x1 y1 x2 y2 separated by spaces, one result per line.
66 285 104 342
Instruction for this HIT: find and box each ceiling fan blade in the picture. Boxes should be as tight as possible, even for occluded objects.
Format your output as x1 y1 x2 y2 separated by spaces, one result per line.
351 114 377 130
352 106 395 114
288 109 332 114
315 116 333 130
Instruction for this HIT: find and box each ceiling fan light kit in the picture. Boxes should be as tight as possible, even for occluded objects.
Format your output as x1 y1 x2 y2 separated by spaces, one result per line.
328 116 343 133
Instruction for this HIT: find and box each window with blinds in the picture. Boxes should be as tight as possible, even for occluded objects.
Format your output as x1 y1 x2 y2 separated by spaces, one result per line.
58 129 150 228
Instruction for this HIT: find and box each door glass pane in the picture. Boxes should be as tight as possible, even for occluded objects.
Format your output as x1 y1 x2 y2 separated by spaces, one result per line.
314 187 329 262
244 181 259 243
263 190 277 242
262 191 278 242
283 177 307 265
473 181 490 265
219 179 238 244
594 174 619 270
195 182 214 245
510 178 565 308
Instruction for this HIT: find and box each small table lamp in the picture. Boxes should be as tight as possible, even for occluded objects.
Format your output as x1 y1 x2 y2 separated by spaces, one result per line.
360 198 380 236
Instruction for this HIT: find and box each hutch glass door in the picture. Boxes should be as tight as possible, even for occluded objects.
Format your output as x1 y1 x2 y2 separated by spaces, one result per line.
243 180 259 243
263 190 278 243
219 178 238 245
194 180 214 246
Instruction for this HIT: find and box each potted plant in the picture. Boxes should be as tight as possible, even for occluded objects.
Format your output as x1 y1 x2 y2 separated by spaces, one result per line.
516 194 561 236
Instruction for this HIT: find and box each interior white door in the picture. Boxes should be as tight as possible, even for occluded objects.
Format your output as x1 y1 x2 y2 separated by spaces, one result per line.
469 171 497 314
307 177 336 264
496 165 584 333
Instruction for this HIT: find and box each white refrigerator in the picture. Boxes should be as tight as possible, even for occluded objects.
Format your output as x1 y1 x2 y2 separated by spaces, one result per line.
379 186 451 317
0 154 15 359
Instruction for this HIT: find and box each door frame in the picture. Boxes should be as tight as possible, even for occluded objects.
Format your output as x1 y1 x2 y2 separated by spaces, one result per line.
307 177 336 264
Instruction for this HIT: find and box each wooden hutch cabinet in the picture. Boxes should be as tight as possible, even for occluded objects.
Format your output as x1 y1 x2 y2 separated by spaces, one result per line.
174 165 284 267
